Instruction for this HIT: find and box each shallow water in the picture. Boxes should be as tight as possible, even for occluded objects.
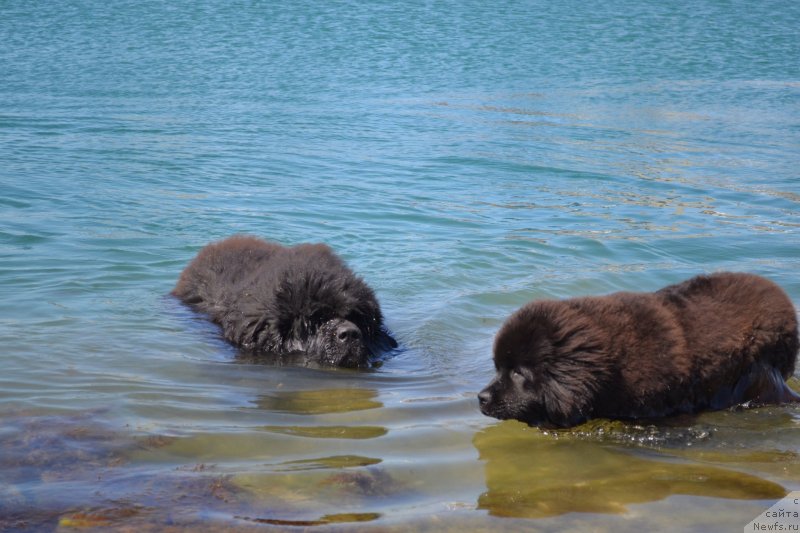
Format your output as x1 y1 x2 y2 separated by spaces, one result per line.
2 1 800 531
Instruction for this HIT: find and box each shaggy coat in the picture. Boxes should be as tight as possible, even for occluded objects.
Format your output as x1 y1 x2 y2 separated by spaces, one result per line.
172 235 396 367
479 272 799 428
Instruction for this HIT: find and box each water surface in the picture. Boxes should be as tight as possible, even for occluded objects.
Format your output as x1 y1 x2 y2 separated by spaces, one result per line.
2 1 799 530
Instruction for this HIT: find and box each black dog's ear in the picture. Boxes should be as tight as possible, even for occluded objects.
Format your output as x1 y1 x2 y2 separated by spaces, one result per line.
370 329 398 353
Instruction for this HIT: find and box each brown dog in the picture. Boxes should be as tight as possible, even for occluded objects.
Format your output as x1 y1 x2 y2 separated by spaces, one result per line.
479 273 799 427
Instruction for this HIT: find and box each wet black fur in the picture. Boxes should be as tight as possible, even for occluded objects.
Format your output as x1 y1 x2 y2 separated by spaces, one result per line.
172 235 397 367
479 273 799 428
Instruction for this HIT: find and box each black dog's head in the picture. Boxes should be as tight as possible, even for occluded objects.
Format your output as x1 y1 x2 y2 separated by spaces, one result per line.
303 316 371 367
237 244 397 368
270 303 396 368
478 301 610 428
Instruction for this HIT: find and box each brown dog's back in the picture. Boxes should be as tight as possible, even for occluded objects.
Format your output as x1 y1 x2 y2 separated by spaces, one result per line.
656 273 798 408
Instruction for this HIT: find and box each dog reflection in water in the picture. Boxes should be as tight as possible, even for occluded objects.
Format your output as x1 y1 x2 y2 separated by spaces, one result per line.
473 421 785 518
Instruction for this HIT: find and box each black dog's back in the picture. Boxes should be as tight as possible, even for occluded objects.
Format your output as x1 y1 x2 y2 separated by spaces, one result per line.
173 235 282 310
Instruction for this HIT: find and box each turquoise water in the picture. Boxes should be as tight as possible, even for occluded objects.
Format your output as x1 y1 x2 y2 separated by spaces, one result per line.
2 1 800 530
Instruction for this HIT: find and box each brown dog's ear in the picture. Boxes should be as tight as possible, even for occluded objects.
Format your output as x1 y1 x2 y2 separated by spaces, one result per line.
538 369 595 427
536 340 611 427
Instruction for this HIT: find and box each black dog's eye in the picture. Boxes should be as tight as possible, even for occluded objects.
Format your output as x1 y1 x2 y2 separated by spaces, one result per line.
510 368 525 381
346 311 367 329
308 310 327 326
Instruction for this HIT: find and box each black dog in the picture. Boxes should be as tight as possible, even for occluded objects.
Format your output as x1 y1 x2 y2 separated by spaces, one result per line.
172 235 396 367
479 272 799 428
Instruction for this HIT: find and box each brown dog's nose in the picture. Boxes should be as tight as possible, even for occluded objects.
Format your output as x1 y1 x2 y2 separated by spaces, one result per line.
336 322 362 342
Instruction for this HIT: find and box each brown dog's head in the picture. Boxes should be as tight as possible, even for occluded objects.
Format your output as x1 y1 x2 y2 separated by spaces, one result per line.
478 301 610 428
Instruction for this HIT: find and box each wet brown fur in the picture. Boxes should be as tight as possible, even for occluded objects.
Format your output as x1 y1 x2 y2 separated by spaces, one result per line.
479 273 799 427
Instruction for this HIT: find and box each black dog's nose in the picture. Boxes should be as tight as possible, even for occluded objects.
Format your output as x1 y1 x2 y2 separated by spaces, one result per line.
336 322 362 342
478 389 491 407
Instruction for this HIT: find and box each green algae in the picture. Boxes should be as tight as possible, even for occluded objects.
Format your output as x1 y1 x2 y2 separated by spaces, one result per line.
258 425 387 439
473 420 788 519
253 388 382 414
279 454 383 470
